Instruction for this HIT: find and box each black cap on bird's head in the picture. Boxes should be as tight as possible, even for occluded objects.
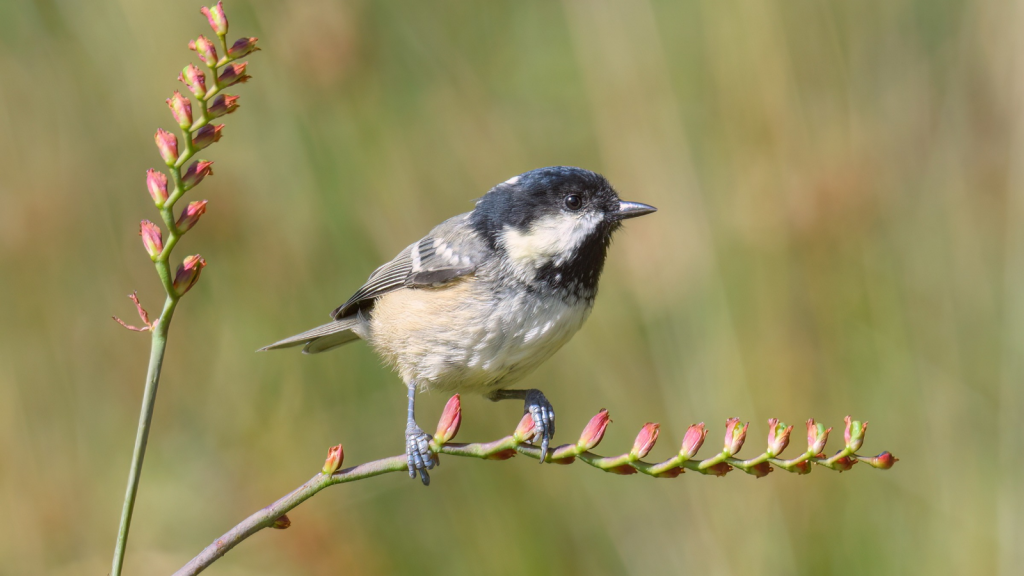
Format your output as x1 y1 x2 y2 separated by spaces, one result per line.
471 166 656 298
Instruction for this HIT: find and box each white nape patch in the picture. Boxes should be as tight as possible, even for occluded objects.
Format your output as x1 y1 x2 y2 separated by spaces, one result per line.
499 212 603 274
503 175 520 186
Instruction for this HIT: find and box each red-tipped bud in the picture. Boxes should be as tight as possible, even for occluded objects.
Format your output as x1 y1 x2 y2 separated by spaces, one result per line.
607 464 638 475
832 453 857 472
322 444 344 475
166 91 193 129
182 160 214 189
790 460 812 475
679 423 707 459
218 62 250 88
208 94 240 118
189 35 218 67
844 416 867 452
146 169 168 205
173 255 206 296
513 413 536 443
748 461 773 478
227 37 259 59
806 419 831 454
272 515 290 529
201 2 228 36
176 200 208 233
577 409 610 452
861 451 898 469
192 124 224 151
179 64 207 98
486 449 518 460
766 418 793 457
434 394 462 444
629 422 660 459
154 129 178 165
723 418 748 455
702 462 732 477
139 220 163 259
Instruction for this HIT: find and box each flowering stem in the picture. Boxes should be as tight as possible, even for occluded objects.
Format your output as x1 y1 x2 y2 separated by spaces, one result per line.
173 408 895 576
111 3 257 574
112 296 177 576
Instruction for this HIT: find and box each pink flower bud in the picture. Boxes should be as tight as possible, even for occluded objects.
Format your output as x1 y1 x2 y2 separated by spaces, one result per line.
192 124 224 151
513 413 536 443
322 444 344 474
702 462 732 477
218 61 250 88
790 460 812 475
200 2 228 36
748 461 773 478
176 200 208 233
139 220 163 259
188 35 218 67
806 419 831 454
723 418 748 455
181 160 214 189
179 64 207 98
208 94 240 118
861 451 898 469
166 91 193 129
577 409 610 452
146 169 168 205
227 37 259 59
679 423 707 459
434 394 461 444
832 454 857 472
272 515 290 529
173 254 206 296
154 129 178 165
766 418 793 457
629 422 659 459
844 416 867 452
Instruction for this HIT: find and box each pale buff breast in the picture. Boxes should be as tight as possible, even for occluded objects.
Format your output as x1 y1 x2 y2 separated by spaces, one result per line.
368 278 592 393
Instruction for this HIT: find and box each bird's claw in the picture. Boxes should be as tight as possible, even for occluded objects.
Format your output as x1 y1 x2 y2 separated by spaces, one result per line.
525 390 556 463
406 424 435 486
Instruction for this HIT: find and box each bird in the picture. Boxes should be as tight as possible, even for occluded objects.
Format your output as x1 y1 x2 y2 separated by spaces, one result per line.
260 166 656 485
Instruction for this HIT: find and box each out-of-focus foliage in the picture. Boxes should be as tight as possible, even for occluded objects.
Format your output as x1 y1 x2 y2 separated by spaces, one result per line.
0 0 1017 574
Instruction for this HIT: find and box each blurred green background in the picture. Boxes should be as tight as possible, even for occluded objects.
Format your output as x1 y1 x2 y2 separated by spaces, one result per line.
1 0 1019 574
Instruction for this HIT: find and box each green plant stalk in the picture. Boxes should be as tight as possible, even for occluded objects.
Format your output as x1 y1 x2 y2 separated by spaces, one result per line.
111 294 178 576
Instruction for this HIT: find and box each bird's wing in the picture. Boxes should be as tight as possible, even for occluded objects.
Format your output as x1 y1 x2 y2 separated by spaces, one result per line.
330 213 487 319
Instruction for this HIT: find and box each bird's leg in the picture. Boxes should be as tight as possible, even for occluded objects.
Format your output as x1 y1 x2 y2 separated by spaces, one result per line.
405 381 434 486
487 388 555 463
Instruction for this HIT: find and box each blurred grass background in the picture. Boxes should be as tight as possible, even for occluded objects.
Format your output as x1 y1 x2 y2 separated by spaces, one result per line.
0 0 1019 574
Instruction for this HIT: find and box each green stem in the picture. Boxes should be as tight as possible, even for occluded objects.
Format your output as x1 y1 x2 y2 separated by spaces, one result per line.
111 295 178 576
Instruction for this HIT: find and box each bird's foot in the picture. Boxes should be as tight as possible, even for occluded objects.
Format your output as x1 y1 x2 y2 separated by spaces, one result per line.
406 423 435 486
524 389 556 463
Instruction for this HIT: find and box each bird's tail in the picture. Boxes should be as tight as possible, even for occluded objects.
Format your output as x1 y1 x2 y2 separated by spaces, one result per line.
258 317 362 354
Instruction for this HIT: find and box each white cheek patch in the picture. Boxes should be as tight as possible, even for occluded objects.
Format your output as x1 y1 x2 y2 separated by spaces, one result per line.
500 212 603 269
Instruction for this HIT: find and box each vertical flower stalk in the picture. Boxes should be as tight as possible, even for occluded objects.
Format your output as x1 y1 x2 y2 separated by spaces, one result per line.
111 4 258 576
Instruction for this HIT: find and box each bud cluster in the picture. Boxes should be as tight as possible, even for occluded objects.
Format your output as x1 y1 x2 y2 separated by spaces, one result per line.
120 0 259 320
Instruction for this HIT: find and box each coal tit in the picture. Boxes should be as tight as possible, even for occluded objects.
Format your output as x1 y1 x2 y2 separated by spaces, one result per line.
261 166 656 484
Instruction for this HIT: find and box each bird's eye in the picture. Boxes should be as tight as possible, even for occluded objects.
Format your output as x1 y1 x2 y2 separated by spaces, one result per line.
564 194 582 211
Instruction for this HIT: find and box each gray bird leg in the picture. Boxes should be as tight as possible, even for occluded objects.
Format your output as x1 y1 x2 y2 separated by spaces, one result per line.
487 388 555 463
405 382 434 485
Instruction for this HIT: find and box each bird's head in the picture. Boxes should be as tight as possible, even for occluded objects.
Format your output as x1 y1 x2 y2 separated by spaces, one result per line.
471 166 656 297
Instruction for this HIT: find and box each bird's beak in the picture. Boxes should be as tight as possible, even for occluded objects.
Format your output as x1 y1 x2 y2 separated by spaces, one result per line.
612 200 658 221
